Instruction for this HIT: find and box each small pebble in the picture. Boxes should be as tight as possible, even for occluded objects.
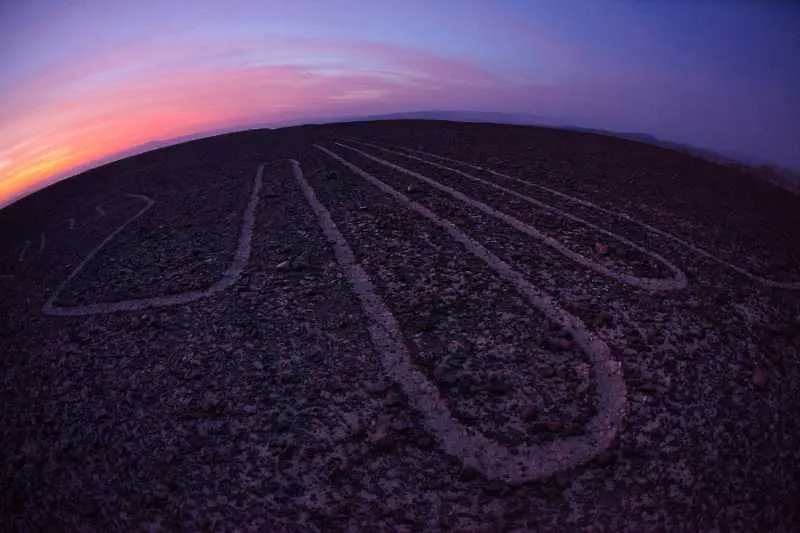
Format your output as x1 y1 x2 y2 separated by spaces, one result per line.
753 368 768 388
595 449 618 466
417 435 433 449
385 390 402 406
520 405 538 422
546 337 574 351
487 377 511 395
459 465 481 482
365 381 389 395
484 479 507 495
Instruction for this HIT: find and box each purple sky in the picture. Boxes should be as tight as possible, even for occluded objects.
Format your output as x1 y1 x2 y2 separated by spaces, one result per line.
1 0 798 206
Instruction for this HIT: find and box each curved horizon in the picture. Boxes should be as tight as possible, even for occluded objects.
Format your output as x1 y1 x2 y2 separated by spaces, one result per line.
2 1 798 208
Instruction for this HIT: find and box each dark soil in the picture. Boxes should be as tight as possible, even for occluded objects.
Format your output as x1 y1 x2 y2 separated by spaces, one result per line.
1 121 799 532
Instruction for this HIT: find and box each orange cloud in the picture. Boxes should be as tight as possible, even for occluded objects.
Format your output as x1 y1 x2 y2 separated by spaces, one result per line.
0 36 535 207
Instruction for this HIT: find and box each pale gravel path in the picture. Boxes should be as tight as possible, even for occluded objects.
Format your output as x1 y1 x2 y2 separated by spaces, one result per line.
334 142 686 292
40 160 284 316
378 141 800 290
17 240 29 262
312 147 627 484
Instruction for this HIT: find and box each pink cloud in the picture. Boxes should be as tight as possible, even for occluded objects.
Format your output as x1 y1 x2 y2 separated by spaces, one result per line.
1 36 537 206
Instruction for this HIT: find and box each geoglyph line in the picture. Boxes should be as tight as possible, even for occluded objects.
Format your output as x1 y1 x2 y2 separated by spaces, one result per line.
379 142 800 290
95 205 106 218
18 241 30 262
335 142 686 292
36 218 79 254
42 161 280 316
351 140 688 289
310 147 627 484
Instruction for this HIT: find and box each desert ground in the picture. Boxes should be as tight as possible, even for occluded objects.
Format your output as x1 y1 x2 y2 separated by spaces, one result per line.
1 120 799 532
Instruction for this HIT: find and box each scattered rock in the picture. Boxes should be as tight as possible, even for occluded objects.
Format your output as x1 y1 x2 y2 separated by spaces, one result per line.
487 377 511 395
595 449 618 467
406 184 416 194
417 435 433 449
531 420 564 433
753 368 768 388
484 479 507 495
440 372 461 387
365 381 389 395
553 327 573 339
433 363 451 381
555 471 573 490
385 390 402 407
276 260 291 271
594 311 613 328
342 411 364 436
368 416 394 452
594 238 608 259
201 392 221 410
459 465 481 482
520 405 538 422
412 317 435 332
545 337 574 352
291 259 307 272
390 418 410 432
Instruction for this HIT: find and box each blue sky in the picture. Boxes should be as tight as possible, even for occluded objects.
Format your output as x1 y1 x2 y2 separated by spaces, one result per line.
1 0 798 206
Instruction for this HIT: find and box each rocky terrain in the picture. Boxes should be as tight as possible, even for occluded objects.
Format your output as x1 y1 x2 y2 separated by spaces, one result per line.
1 120 799 532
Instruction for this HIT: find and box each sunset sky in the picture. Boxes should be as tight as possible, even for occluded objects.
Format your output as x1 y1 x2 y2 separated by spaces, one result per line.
1 0 798 208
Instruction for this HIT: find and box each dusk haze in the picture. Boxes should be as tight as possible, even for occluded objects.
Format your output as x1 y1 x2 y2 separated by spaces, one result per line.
2 0 799 208
4 1 800 530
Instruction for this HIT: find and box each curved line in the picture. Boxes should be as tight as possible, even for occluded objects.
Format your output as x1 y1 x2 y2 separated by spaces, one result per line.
310 148 626 484
42 162 276 316
18 241 30 262
385 143 800 290
354 140 688 289
335 142 686 292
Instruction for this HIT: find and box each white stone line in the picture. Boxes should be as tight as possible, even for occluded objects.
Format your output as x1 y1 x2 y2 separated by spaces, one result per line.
42 161 276 316
38 232 46 252
335 142 686 292
311 146 627 484
95 205 106 218
353 140 688 290
383 142 800 290
17 241 30 262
